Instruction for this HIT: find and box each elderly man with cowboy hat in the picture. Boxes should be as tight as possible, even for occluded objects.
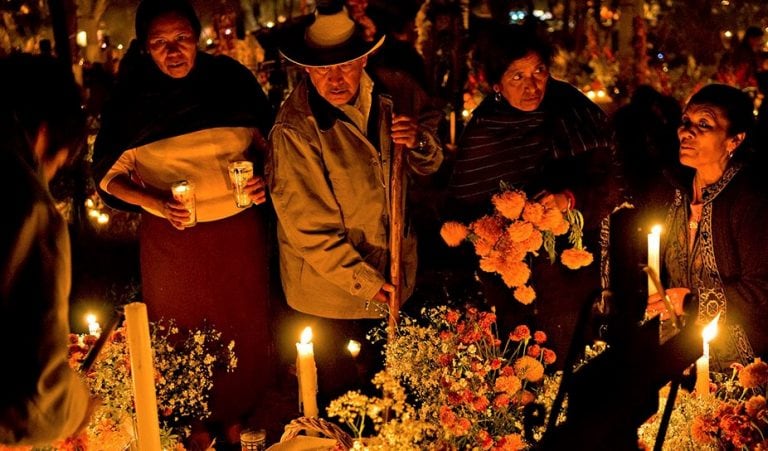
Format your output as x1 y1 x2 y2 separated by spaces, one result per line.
268 0 443 398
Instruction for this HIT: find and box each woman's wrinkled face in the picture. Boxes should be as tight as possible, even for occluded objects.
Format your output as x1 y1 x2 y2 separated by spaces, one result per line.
497 52 549 112
678 104 741 171
146 12 197 78
305 57 367 106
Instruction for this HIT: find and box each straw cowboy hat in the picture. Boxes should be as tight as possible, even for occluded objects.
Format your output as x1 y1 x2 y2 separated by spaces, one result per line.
279 0 385 67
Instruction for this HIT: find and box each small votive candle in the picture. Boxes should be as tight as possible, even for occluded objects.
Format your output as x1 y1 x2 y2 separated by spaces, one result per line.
86 313 101 336
171 180 197 227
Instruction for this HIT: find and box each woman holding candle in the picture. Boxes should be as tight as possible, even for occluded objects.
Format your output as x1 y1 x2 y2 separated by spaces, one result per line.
92 0 275 446
650 83 768 367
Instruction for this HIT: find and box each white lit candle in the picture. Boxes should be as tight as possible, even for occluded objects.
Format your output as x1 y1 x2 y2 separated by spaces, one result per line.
347 340 361 359
296 327 318 418
124 302 162 449
647 225 662 295
695 313 721 397
86 313 101 336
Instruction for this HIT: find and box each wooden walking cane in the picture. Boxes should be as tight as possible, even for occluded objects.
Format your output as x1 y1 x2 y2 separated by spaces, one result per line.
388 140 405 339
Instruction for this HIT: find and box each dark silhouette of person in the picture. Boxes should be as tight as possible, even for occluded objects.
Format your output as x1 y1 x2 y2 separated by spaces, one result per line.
612 84 682 213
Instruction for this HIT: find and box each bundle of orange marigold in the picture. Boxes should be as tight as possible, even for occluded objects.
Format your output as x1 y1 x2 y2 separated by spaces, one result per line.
440 187 593 304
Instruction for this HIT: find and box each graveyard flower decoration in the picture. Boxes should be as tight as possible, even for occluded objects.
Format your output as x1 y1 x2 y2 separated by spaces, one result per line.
14 320 238 450
638 358 768 450
441 184 592 305
324 306 562 449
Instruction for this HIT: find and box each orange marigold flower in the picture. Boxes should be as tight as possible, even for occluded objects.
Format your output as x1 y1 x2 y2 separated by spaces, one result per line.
496 236 527 261
561 247 594 269
542 348 557 365
501 366 516 376
527 344 541 358
439 405 457 427
441 221 469 247
691 416 717 444
507 221 534 242
513 389 535 405
474 238 494 257
472 395 490 412
493 393 511 409
745 395 766 418
471 215 506 244
492 190 526 220
446 309 460 324
510 325 531 341
551 217 570 236
438 353 453 367
479 311 496 327
521 229 543 253
494 433 526 451
494 374 522 395
522 201 545 225
514 355 545 382
533 331 547 344
451 417 472 436
513 285 536 305
480 252 504 273
490 358 502 370
499 261 531 288
739 358 768 389
538 207 565 232
477 429 494 450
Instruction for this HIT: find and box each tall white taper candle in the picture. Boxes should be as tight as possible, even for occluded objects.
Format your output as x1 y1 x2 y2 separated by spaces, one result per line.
296 327 319 418
125 302 162 450
647 225 661 296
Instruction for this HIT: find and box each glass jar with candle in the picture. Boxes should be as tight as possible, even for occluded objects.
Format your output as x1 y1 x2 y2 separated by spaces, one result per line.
171 180 197 227
240 428 267 450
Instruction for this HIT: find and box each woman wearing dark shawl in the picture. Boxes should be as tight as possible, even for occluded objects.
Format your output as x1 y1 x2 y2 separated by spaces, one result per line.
446 25 623 369
92 0 274 446
646 84 768 369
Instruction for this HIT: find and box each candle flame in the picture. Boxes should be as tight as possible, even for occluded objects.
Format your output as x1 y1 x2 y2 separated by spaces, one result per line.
347 340 361 357
85 313 97 326
702 312 721 343
300 326 313 344
651 224 662 235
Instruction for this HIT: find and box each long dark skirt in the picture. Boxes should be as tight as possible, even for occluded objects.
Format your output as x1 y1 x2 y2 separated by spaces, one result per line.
139 208 273 427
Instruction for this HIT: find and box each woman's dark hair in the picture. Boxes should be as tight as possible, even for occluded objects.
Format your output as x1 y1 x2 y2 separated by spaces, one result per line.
0 54 85 164
478 24 553 85
687 83 756 164
687 83 754 137
135 0 202 46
